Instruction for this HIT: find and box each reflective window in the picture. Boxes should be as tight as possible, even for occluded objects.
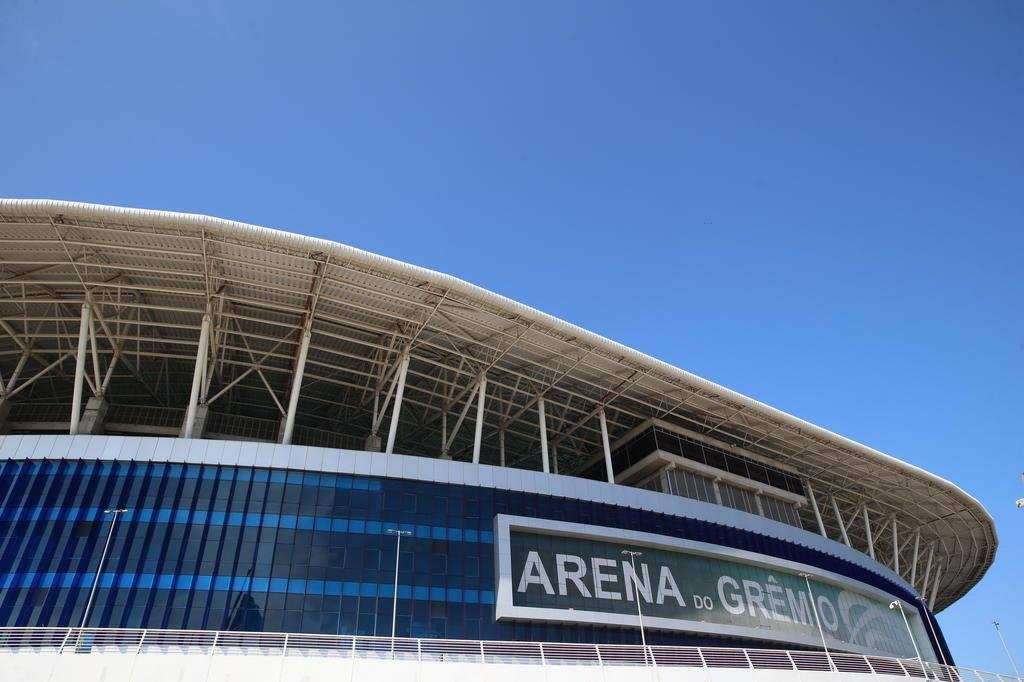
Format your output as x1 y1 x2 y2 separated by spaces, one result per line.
0 457 927 652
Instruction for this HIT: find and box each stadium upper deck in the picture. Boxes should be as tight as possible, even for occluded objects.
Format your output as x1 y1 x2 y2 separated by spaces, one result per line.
0 199 996 612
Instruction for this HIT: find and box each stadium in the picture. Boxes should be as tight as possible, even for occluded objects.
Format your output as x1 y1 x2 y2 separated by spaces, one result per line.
0 199 999 681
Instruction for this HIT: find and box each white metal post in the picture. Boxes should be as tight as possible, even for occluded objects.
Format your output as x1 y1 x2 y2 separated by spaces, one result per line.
88 315 101 396
69 303 91 435
599 408 615 484
801 572 835 671
181 313 211 439
921 544 935 598
993 621 1021 680
4 352 28 395
918 597 949 668
79 509 127 632
910 532 921 587
621 550 650 665
385 353 410 455
472 374 486 464
280 330 311 445
892 517 900 575
805 480 827 538
830 495 851 546
890 601 926 673
863 507 876 560
928 564 942 610
386 528 411 654
537 396 550 473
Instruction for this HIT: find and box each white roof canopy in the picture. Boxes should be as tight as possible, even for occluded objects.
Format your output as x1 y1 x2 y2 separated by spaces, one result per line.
0 199 996 610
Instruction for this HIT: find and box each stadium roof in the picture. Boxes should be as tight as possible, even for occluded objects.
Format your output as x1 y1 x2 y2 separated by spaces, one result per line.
0 199 996 610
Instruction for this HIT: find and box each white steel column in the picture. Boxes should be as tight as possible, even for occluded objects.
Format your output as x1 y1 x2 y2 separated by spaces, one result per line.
862 506 876 560
805 480 827 538
472 374 487 464
280 330 312 445
928 563 943 610
537 396 550 473
599 408 615 484
181 313 212 439
830 495 851 546
88 314 101 394
69 302 92 435
910 531 921 587
892 517 900 574
385 352 411 455
921 543 935 595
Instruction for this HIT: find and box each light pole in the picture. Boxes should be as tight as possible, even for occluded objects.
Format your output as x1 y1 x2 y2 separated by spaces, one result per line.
993 620 1022 680
621 550 651 666
385 528 411 653
890 600 926 673
917 597 949 668
800 572 835 672
80 509 127 630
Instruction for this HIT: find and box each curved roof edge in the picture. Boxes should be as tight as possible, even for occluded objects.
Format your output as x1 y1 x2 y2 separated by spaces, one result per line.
0 198 997 603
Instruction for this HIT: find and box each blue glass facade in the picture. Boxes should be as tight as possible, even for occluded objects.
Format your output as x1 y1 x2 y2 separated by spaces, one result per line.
0 457 952 660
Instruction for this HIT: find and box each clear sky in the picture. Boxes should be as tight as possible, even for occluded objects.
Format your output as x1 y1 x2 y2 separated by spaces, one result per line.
1 0 1022 672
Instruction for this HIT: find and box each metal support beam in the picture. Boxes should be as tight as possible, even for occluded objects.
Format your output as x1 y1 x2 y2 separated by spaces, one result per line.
69 303 91 435
280 330 311 445
3 352 29 396
384 352 410 455
498 429 506 467
862 506 876 560
537 395 550 473
4 353 72 401
928 563 943 610
921 543 935 596
371 347 407 437
472 374 487 464
181 313 212 439
805 480 827 538
599 408 615 484
442 376 481 458
830 495 851 547
910 531 921 587
891 517 900 574
88 314 101 396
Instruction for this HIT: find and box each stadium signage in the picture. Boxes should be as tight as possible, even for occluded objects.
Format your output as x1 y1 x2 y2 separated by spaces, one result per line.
494 515 932 661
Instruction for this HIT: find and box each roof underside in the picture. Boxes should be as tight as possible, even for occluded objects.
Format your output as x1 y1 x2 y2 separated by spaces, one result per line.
0 199 996 611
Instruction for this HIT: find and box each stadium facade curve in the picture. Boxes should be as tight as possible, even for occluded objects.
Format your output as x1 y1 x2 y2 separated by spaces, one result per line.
0 200 996 665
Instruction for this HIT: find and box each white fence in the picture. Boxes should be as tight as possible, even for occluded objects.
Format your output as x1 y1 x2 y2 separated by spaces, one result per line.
0 627 1018 682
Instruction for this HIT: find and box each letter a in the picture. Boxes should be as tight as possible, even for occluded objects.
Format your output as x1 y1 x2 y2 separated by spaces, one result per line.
517 551 555 595
656 566 686 606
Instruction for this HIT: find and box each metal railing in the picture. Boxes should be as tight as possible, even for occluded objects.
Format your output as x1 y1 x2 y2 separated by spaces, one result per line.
0 627 1019 681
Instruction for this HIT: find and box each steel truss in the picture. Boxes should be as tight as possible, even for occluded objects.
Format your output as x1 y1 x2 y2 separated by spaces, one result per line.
0 200 996 612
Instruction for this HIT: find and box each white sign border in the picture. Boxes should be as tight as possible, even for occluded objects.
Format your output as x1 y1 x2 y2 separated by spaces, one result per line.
493 514 930 658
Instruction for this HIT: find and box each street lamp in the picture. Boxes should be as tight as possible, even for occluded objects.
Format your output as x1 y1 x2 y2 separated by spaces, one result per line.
799 572 835 672
993 620 1022 680
620 550 651 666
889 600 926 674
80 509 128 630
385 528 412 652
917 596 949 668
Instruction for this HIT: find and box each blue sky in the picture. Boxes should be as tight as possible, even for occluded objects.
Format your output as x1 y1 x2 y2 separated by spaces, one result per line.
1 0 1022 672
